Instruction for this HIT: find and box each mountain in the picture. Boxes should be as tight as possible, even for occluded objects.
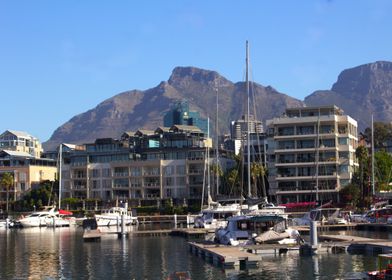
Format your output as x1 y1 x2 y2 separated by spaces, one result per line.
305 61 392 130
43 67 304 151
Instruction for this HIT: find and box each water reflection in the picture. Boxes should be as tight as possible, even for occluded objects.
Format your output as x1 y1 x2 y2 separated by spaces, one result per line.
0 228 385 279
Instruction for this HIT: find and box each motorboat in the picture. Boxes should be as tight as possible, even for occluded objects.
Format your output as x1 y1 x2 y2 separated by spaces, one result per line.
194 202 243 229
46 209 75 227
18 207 56 227
293 207 347 226
95 207 138 227
215 214 300 246
246 202 287 216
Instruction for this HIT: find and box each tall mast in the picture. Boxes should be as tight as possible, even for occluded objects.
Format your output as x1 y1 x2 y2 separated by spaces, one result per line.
215 87 219 196
371 114 375 196
315 113 320 202
246 40 251 198
59 143 62 209
207 117 211 207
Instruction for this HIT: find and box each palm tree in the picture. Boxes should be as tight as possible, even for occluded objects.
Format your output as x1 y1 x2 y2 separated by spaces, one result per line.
250 162 265 197
210 163 223 196
225 169 240 196
355 146 369 200
1 172 14 213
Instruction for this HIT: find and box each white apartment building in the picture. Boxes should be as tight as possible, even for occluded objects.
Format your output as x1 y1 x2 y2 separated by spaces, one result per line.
266 105 358 204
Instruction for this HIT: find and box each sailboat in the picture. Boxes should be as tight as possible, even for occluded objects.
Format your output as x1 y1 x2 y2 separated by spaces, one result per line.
46 143 76 227
214 41 297 245
194 118 243 229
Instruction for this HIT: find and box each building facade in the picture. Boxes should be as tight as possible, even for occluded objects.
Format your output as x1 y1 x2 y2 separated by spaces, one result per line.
60 126 234 206
163 100 208 135
0 150 57 202
0 130 43 158
266 105 358 204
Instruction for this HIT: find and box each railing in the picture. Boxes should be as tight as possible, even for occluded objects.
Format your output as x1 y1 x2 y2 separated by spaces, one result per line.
113 172 129 177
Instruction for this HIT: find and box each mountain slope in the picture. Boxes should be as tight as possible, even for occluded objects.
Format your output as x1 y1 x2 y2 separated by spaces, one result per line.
305 61 392 130
43 67 304 151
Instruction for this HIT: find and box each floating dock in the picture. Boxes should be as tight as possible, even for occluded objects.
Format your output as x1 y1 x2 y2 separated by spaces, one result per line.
83 229 103 241
188 242 262 269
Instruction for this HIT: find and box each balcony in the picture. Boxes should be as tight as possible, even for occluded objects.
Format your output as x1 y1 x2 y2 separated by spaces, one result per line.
113 184 129 189
113 172 129 177
188 169 203 174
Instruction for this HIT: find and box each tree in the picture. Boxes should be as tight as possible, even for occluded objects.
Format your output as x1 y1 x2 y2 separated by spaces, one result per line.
340 183 361 208
210 163 223 195
363 122 392 149
0 172 14 213
224 169 240 196
355 145 370 199
374 150 392 191
250 162 265 197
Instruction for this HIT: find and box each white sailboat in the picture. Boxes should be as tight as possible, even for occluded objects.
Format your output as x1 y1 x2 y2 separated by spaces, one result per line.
214 41 296 245
194 118 243 229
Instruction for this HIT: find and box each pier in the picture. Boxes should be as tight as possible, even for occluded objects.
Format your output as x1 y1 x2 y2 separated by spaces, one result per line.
188 242 262 269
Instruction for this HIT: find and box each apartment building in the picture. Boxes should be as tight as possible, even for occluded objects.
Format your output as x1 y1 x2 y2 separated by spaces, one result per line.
0 130 43 158
0 150 57 201
60 125 233 206
266 105 358 204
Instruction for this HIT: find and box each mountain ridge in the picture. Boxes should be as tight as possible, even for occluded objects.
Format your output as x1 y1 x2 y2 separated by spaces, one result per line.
43 61 392 151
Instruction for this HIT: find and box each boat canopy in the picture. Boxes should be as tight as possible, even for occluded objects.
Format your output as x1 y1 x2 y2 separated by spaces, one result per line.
250 215 285 223
279 202 316 209
59 209 73 215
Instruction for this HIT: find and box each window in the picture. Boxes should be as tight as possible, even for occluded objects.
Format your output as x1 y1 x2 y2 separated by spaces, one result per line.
176 165 186 175
130 167 141 176
338 137 348 145
164 166 175 176
102 169 111 177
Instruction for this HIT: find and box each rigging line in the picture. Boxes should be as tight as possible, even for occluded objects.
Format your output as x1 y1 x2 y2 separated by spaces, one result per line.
200 137 208 210
249 53 267 201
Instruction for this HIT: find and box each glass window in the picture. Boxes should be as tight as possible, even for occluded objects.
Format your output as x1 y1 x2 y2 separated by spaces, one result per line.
338 137 348 145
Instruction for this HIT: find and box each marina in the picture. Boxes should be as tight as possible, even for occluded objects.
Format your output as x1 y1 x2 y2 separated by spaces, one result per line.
0 224 390 279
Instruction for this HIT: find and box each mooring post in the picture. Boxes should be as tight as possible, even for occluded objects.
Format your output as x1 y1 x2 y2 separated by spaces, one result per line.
174 214 177 229
121 214 126 236
187 214 190 228
310 221 318 246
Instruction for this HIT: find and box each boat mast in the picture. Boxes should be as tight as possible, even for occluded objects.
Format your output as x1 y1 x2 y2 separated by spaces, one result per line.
315 113 320 203
215 86 220 196
207 117 211 207
246 40 251 198
371 114 375 196
59 143 62 210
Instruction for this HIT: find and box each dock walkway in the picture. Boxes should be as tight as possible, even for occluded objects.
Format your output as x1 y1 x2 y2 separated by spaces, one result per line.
188 242 262 269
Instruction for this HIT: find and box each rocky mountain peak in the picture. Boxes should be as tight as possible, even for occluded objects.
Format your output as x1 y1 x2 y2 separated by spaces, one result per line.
305 61 392 130
168 66 232 88
332 61 392 94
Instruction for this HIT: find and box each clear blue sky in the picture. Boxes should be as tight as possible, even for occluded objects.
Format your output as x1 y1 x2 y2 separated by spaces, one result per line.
1 0 392 142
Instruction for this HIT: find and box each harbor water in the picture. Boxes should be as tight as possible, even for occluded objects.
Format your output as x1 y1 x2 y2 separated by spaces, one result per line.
0 226 387 279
